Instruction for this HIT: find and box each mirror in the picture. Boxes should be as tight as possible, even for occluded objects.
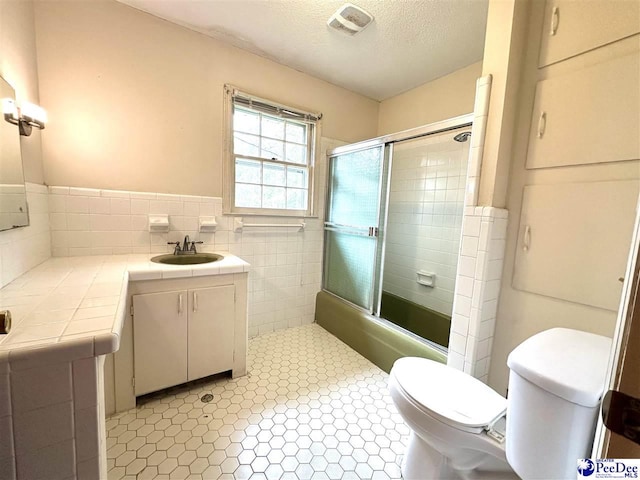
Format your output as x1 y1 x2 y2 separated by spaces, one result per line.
0 76 29 231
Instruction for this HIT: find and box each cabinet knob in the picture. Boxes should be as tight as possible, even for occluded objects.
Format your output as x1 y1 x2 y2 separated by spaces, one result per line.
523 225 532 252
537 111 547 139
0 310 11 334
178 294 183 314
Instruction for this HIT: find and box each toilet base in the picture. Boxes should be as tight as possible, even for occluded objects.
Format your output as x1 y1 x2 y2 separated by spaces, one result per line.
402 431 458 480
401 431 517 480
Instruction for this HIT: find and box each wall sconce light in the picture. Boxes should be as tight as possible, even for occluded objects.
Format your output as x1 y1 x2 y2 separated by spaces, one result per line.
2 98 47 136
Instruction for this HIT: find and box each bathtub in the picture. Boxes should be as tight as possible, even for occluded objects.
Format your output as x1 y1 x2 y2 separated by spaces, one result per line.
315 291 447 373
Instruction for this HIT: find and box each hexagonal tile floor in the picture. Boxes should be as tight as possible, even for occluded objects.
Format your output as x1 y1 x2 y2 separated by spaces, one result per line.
106 324 409 479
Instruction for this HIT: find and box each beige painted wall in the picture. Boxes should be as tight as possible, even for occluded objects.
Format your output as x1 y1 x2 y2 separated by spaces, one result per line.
34 0 379 197
377 62 481 135
0 0 43 184
476 0 529 209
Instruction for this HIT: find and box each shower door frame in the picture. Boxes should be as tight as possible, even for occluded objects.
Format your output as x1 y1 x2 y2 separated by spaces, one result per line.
322 113 474 342
323 143 388 312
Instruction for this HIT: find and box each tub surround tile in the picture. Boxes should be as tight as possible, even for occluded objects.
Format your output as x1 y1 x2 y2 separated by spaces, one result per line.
449 207 508 382
465 76 492 207
445 77 505 382
384 135 468 317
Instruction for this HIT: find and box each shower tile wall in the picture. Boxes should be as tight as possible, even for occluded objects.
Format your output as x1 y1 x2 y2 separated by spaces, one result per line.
383 136 469 315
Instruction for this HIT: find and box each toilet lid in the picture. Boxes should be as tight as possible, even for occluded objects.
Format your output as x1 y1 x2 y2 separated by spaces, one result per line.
391 357 507 431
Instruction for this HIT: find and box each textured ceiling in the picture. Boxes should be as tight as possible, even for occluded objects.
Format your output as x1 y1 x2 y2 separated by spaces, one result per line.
115 0 489 101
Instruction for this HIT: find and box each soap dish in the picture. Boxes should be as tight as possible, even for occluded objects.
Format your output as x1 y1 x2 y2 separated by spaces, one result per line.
199 216 217 232
149 214 169 232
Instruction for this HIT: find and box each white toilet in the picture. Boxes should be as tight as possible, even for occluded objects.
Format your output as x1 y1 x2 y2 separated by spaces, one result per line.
389 328 611 480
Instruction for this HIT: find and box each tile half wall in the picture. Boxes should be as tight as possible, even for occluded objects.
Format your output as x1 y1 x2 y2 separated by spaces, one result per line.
47 186 323 338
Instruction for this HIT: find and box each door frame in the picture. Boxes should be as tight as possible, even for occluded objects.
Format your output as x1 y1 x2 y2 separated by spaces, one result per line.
594 194 640 457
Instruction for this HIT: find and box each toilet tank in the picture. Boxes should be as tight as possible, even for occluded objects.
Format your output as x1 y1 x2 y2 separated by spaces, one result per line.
505 328 611 480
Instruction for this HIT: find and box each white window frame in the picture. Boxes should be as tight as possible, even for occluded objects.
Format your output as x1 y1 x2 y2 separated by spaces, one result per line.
223 85 322 217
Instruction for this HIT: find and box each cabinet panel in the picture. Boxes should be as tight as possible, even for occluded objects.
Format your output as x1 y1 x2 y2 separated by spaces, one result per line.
539 0 640 67
188 285 235 381
527 50 640 169
133 290 188 396
513 180 639 311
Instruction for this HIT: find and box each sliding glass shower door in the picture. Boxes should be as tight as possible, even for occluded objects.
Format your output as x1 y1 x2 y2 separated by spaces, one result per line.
322 122 472 349
323 145 385 311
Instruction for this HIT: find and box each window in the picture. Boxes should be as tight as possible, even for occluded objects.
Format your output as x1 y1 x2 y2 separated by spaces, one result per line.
224 86 321 216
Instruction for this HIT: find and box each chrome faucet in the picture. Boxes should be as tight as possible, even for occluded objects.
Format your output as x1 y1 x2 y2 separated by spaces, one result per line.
167 241 181 255
167 235 204 255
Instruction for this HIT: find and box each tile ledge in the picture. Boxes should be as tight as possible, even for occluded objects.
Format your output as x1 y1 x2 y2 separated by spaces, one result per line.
0 253 249 367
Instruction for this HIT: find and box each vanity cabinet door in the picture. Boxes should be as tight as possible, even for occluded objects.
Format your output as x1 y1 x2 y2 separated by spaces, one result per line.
187 285 235 381
133 290 188 396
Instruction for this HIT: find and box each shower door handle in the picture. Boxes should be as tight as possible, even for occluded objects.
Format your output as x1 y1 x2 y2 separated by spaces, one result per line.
325 221 370 231
324 221 378 237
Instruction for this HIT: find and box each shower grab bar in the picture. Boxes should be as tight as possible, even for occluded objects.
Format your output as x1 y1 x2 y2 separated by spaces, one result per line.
234 217 305 232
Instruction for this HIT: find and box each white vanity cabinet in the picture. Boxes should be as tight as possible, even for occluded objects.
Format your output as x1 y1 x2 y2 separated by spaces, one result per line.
133 290 188 396
132 285 235 396
187 285 235 382
112 272 248 412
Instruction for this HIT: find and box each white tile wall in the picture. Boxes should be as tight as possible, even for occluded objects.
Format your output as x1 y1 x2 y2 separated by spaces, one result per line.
448 207 508 382
47 138 333 339
0 183 51 288
48 186 222 257
1 353 105 480
0 184 29 230
384 135 470 315
445 75 508 382
466 75 492 207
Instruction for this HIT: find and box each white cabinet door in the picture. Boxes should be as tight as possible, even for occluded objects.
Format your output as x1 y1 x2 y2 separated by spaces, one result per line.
513 180 639 311
538 0 640 67
526 50 640 169
188 285 235 381
133 290 188 396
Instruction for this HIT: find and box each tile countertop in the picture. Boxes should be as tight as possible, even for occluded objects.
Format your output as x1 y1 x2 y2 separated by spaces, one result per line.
0 253 249 369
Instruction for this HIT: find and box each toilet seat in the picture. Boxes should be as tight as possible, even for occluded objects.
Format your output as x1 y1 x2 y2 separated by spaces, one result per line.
391 357 507 434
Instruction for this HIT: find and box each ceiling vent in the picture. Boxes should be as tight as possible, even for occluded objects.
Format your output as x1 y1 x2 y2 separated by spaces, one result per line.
327 3 374 36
